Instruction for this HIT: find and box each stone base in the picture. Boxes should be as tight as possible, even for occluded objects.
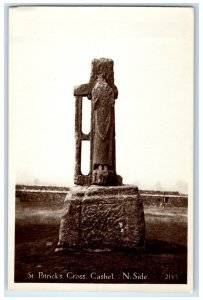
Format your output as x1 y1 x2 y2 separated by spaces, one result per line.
55 185 145 252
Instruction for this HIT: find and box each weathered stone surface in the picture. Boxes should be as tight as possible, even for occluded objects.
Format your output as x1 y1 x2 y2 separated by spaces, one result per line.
74 58 121 186
74 83 91 97
91 75 116 185
56 185 145 251
89 58 118 99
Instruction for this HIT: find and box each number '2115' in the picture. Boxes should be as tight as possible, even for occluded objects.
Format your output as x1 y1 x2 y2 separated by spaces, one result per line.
165 274 179 280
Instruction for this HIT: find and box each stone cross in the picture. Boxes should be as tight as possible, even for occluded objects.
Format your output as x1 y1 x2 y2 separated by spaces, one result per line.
55 59 145 253
74 58 122 186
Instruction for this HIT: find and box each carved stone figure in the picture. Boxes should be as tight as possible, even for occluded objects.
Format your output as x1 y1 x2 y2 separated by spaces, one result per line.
74 58 121 186
91 75 115 184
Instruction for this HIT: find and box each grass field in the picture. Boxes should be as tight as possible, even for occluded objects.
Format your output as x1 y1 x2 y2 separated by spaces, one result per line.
14 200 187 284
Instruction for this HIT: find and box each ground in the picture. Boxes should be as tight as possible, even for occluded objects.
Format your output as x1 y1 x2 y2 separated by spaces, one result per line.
15 200 187 284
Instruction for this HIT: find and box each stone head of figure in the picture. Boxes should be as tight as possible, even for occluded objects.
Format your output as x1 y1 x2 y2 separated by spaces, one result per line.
89 58 118 100
90 58 114 87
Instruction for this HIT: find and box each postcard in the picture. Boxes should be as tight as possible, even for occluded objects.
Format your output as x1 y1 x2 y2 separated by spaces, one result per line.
8 5 194 293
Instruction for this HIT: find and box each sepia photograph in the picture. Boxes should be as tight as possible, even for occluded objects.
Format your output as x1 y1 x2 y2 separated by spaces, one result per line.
8 5 194 292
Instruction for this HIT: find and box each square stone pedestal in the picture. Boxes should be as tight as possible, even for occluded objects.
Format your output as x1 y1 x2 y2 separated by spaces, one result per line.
55 185 145 252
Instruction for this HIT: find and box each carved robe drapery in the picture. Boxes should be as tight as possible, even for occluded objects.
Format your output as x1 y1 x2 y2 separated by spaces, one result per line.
73 58 122 186
92 76 115 171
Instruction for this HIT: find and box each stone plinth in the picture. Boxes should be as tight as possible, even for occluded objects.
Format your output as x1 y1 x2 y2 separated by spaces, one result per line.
56 185 145 251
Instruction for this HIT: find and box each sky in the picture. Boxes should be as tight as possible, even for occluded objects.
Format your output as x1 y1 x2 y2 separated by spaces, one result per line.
9 6 194 193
